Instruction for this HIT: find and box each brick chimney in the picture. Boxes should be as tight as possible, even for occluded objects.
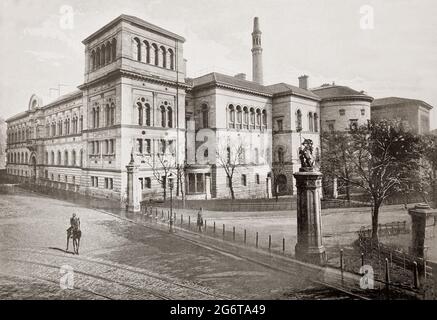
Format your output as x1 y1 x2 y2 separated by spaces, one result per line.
298 75 309 90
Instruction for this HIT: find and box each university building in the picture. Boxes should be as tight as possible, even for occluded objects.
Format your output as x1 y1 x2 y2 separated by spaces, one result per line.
4 15 432 203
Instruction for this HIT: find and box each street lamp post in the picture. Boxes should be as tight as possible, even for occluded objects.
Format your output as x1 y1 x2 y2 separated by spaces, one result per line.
168 173 175 233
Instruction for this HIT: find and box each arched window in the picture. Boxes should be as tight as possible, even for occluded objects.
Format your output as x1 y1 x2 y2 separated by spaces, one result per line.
226 147 231 164
45 151 48 164
160 46 167 68
201 104 208 128
112 38 117 60
25 152 28 164
137 102 143 125
262 110 267 129
57 151 62 165
64 150 69 166
145 103 150 126
80 149 83 167
106 41 111 62
96 107 100 128
51 151 54 165
144 40 150 63
314 113 318 132
96 47 101 67
167 107 173 128
133 37 141 61
250 108 255 129
228 105 235 128
101 44 106 65
79 115 83 132
315 147 320 163
296 109 302 131
308 112 313 132
152 44 159 66
110 104 115 125
243 107 249 129
256 109 261 128
236 105 242 129
72 150 76 166
277 147 285 163
168 48 174 70
160 106 166 127
105 104 111 126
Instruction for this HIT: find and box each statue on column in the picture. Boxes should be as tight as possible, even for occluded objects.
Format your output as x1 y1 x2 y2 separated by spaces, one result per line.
299 139 315 170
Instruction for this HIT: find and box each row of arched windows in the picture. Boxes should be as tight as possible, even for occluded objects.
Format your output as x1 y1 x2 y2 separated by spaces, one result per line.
135 98 173 128
90 38 117 70
7 125 33 143
45 115 83 137
295 110 319 132
7 151 29 164
91 103 115 129
227 105 267 130
132 37 175 70
44 149 83 167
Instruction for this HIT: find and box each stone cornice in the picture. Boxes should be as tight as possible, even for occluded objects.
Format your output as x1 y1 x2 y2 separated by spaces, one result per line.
79 69 190 91
321 95 374 103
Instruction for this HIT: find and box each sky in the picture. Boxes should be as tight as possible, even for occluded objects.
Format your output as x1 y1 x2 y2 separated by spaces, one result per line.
0 0 436 128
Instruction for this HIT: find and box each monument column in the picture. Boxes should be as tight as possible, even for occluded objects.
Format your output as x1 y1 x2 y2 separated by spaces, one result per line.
293 139 326 265
126 152 140 212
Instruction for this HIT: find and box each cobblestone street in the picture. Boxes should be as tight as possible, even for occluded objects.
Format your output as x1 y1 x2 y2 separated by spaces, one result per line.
0 188 328 299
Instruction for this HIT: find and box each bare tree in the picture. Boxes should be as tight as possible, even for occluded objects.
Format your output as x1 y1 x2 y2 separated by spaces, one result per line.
216 142 246 200
321 120 422 241
145 152 177 201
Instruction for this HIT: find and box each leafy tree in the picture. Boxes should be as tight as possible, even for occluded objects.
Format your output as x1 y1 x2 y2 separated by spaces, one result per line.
321 120 422 241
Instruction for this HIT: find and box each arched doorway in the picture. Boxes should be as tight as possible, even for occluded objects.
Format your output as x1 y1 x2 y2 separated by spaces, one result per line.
276 174 287 195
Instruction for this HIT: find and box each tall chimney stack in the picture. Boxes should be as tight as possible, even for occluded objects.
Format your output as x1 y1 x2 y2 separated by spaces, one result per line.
298 75 309 90
251 17 263 84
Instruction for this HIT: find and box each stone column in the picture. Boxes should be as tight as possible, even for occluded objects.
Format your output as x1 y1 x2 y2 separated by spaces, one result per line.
294 169 326 265
408 204 437 258
266 177 272 199
205 175 211 200
126 153 140 212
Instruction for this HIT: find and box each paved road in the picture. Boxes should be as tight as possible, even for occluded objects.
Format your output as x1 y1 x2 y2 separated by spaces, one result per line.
0 188 332 299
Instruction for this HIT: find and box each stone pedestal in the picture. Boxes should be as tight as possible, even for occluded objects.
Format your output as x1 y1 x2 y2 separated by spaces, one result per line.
266 177 272 199
294 169 326 265
408 204 437 258
126 157 140 213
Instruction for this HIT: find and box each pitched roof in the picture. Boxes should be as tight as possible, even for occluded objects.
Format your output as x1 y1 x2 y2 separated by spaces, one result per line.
265 83 320 100
190 72 320 100
83 14 185 44
42 90 83 109
372 97 433 110
311 85 373 102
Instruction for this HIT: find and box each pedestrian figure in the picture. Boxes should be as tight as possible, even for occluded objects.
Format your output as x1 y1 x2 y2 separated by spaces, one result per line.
197 208 204 232
66 213 81 254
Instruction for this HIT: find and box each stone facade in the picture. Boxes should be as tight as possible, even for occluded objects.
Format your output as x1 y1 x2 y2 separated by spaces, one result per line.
5 15 433 202
371 97 432 134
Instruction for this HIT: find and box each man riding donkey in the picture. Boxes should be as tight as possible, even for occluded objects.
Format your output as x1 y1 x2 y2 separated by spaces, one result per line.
66 213 82 254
